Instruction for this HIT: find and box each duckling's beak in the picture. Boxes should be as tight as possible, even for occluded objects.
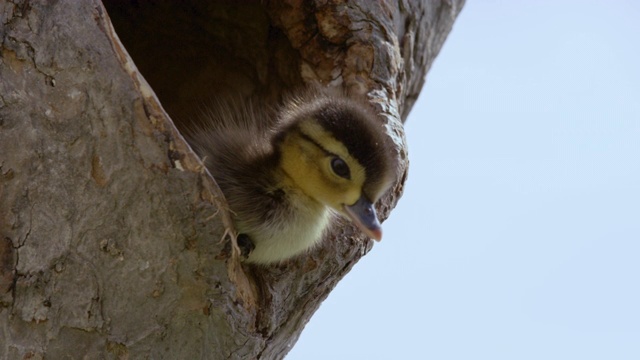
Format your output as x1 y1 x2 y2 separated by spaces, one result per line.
344 195 383 241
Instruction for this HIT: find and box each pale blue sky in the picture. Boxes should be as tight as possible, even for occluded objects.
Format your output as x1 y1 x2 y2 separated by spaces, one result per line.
289 1 640 359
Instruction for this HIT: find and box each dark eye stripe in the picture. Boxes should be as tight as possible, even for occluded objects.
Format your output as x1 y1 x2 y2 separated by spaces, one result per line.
296 129 352 179
297 129 334 157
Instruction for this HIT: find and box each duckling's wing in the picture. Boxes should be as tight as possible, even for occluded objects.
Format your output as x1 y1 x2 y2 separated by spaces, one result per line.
183 96 288 228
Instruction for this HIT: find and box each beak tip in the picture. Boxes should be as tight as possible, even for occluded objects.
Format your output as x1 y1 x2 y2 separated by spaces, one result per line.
343 196 383 242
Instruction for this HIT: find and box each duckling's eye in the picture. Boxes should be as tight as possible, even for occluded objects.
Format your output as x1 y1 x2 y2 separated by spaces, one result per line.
330 157 351 179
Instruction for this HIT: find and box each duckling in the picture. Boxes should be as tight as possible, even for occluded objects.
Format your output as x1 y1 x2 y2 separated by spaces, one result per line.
185 90 396 264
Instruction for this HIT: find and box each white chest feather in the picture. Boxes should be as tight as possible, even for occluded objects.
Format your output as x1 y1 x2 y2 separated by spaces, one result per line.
239 193 332 264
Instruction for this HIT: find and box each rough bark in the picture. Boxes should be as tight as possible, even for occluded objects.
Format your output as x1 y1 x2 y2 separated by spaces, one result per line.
0 0 463 358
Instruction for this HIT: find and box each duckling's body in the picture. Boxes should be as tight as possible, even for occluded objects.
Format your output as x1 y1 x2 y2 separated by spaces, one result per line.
186 91 395 264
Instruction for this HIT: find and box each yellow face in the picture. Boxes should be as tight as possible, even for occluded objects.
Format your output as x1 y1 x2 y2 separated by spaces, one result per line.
279 119 368 211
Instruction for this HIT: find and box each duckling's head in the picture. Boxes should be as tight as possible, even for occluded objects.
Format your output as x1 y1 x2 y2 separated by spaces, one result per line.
275 94 397 240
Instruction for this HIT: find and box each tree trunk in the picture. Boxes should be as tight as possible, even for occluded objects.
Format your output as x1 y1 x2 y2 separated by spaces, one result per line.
0 0 463 358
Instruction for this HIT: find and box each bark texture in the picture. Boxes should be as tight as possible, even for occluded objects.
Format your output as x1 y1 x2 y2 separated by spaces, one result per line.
0 0 463 358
